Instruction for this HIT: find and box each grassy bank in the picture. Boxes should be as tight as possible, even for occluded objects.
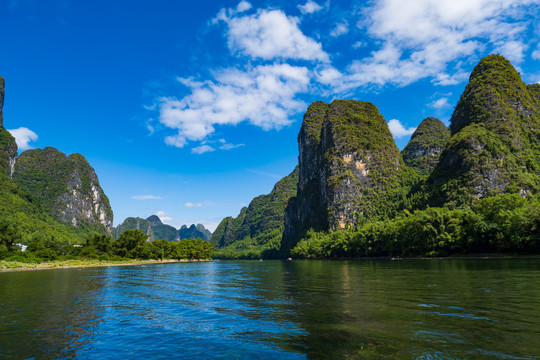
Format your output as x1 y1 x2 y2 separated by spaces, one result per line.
0 258 211 272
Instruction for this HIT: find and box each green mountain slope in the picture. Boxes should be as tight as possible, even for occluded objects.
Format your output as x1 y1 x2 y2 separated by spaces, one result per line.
402 117 450 175
12 147 113 232
211 166 298 258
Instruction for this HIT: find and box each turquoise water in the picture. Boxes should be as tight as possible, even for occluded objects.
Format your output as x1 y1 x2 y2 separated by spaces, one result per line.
0 259 539 359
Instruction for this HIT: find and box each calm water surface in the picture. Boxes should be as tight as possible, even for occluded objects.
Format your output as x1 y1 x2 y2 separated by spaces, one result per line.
0 259 539 359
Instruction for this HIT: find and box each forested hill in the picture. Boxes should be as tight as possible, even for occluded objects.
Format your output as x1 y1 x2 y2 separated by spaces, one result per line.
212 54 540 259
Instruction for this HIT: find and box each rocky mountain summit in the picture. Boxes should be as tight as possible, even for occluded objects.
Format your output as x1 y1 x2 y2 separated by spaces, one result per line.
401 117 450 174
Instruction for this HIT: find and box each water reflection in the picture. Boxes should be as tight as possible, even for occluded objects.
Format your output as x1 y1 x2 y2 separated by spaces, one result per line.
0 259 539 359
0 268 105 359
279 259 540 359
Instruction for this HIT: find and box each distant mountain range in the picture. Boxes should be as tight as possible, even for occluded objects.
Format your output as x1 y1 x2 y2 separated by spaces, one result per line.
114 215 212 242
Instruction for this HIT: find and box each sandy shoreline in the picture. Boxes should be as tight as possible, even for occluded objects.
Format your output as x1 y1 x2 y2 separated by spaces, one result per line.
0 259 212 273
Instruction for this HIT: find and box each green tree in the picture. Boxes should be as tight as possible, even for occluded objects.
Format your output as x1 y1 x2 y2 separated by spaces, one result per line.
113 229 149 258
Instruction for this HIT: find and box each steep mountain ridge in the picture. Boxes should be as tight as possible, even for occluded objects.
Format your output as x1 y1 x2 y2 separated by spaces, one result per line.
282 100 402 252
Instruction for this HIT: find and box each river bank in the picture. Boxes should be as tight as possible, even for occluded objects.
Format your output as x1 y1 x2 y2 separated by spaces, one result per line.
0 258 212 272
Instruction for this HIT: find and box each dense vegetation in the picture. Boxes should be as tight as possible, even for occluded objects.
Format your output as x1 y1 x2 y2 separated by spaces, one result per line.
292 194 540 258
0 170 98 245
0 228 213 263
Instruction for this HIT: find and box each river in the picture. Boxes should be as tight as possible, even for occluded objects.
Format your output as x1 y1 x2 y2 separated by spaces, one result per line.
0 259 539 359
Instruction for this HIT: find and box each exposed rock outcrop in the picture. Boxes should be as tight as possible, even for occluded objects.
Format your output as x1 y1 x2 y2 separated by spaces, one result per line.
0 128 17 178
0 76 17 178
402 117 450 174
12 147 113 232
282 100 402 252
0 75 5 127
429 55 540 203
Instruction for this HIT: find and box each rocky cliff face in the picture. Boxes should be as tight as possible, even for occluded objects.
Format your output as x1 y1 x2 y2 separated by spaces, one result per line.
402 117 450 174
0 75 5 128
12 147 113 232
0 76 17 178
429 55 540 203
282 100 402 252
211 166 298 249
0 128 17 178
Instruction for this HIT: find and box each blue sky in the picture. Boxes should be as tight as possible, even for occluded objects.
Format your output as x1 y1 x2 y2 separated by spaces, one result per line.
1 0 539 231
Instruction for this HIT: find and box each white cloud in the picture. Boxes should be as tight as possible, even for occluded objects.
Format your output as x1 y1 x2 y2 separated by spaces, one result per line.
430 97 451 109
330 21 349 37
191 145 215 154
185 202 203 208
433 71 469 86
298 0 323 15
495 40 527 64
340 0 538 89
219 7 329 61
315 66 343 85
159 64 310 147
156 210 172 223
220 143 245 150
132 195 164 200
387 119 416 138
532 48 540 60
7 127 38 150
236 1 251 12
